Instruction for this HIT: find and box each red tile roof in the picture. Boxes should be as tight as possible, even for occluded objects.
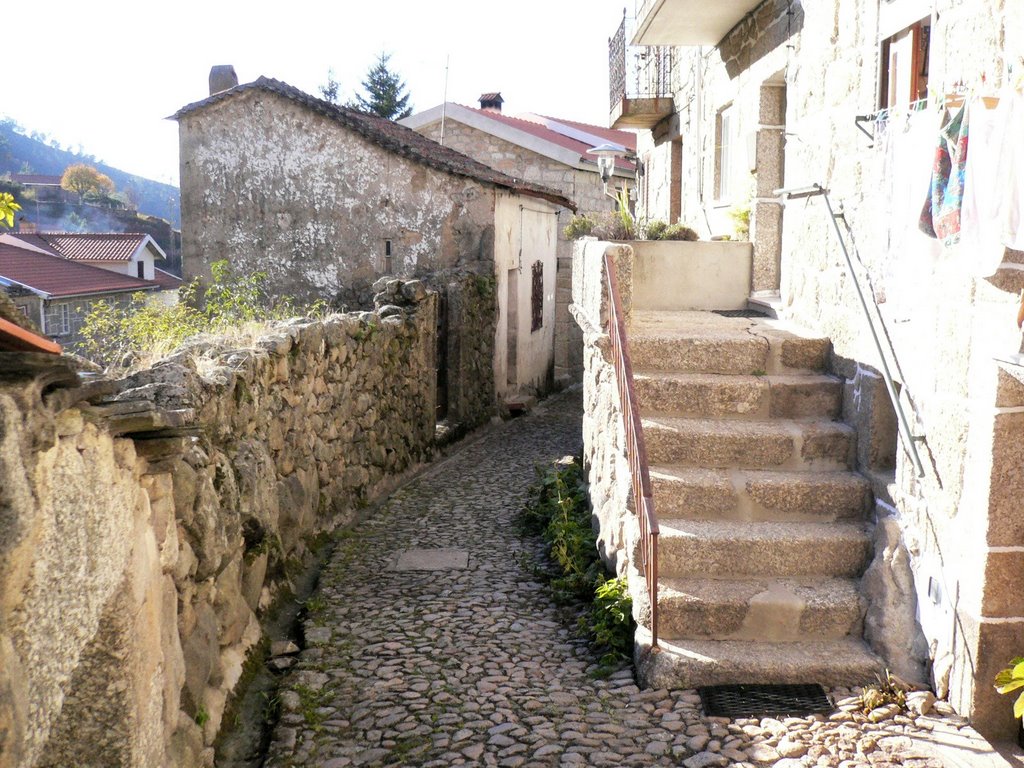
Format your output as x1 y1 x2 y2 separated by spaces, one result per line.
456 106 636 172
173 77 576 211
0 242 160 298
7 232 154 262
0 316 62 353
151 268 184 290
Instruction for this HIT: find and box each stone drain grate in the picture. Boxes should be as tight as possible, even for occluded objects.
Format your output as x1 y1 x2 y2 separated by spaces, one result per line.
698 684 834 718
711 309 769 318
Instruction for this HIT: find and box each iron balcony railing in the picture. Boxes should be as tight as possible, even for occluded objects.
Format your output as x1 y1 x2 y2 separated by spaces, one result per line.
604 250 660 649
609 11 679 111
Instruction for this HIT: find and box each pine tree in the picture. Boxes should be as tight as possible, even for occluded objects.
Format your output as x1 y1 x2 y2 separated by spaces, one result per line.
350 53 413 120
319 69 341 104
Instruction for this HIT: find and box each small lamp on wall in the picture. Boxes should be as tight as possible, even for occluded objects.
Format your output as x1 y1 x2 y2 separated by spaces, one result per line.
587 143 630 185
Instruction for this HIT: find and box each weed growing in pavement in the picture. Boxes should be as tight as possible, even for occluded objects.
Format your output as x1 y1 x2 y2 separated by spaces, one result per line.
517 458 635 675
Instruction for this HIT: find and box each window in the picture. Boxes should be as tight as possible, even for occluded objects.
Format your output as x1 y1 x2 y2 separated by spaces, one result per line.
530 261 544 332
137 261 146 279
879 17 930 108
715 105 735 201
18 305 29 318
383 239 393 273
44 302 70 336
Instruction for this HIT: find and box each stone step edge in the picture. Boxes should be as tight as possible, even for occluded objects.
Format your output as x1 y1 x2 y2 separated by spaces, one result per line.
655 576 865 642
634 628 883 690
648 465 871 521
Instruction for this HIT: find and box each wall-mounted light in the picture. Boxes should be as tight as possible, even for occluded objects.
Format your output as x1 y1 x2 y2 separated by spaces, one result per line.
587 143 629 185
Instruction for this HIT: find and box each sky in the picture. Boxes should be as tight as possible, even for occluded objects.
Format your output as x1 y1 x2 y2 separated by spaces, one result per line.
1 0 633 188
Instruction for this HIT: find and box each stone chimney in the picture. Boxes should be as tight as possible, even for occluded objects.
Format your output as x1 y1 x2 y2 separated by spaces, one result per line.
478 92 504 113
209 65 239 96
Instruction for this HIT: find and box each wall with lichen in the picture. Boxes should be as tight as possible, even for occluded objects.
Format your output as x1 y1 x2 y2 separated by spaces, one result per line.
634 0 1024 738
0 280 437 768
178 89 497 308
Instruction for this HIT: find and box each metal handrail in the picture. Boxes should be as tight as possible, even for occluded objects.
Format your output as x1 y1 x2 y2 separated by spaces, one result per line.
604 250 660 649
775 183 926 477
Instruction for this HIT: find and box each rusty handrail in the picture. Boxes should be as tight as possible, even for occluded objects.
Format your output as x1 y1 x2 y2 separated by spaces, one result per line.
603 250 660 649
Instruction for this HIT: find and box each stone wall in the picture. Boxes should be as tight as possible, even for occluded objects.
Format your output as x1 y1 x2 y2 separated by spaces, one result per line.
0 281 437 768
571 240 634 573
633 0 1024 737
415 118 613 384
179 90 498 306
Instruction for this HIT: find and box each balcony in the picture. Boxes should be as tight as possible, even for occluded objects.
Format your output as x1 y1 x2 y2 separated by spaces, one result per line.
608 13 678 130
632 0 763 46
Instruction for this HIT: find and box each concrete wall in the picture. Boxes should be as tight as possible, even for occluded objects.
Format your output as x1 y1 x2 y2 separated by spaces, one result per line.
0 282 437 768
632 0 1024 738
631 240 752 311
178 90 498 308
493 193 559 398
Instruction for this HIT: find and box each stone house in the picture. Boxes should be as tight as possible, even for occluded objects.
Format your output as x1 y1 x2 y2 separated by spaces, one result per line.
601 0 1024 739
174 75 574 409
0 238 179 347
402 95 636 384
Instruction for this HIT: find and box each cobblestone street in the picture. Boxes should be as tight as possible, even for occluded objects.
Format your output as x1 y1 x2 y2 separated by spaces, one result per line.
264 390 1000 768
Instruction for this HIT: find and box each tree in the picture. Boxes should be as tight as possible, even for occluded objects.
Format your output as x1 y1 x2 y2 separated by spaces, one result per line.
319 68 341 104
61 164 115 199
350 53 413 120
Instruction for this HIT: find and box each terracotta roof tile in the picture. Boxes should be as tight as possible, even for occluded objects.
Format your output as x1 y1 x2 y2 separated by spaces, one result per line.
173 77 576 211
452 106 636 172
151 268 184 290
0 242 159 298
7 232 153 262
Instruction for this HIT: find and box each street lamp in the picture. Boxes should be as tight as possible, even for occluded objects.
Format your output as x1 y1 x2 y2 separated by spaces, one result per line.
587 143 629 185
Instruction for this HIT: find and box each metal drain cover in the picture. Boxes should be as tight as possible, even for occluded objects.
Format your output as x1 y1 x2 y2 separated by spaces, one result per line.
711 309 769 318
698 684 833 718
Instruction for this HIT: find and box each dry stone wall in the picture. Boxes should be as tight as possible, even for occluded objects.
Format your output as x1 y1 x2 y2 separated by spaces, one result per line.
0 280 437 768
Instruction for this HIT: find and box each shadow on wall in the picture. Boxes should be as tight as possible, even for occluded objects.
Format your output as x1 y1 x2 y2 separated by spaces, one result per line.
719 0 805 79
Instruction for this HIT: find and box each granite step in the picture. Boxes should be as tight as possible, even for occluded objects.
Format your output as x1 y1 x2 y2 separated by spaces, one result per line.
644 417 855 471
657 577 866 642
655 519 872 579
636 631 882 690
628 310 830 375
650 466 871 522
634 371 842 420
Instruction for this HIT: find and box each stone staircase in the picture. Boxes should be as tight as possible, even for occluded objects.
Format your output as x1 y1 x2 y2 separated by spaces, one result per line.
628 310 882 688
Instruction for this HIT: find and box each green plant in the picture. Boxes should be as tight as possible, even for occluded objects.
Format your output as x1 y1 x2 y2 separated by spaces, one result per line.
563 213 597 240
0 192 20 227
728 200 750 241
858 669 908 713
613 185 635 240
662 223 699 241
588 577 633 668
195 705 210 727
995 657 1024 718
642 219 668 240
76 260 325 369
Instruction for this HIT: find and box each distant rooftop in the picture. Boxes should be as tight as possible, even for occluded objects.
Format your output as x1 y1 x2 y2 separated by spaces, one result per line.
6 232 164 262
173 77 576 211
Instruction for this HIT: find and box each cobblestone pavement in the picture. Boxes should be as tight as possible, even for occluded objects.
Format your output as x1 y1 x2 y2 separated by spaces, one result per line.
265 390 1000 768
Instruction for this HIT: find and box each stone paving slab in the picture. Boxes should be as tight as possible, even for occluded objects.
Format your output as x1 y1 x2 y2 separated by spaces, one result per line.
264 389 1014 768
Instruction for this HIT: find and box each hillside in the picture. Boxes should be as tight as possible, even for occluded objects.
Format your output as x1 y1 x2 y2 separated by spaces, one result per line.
0 120 180 227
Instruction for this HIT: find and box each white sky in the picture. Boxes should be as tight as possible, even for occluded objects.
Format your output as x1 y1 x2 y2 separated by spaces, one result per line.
2 0 632 188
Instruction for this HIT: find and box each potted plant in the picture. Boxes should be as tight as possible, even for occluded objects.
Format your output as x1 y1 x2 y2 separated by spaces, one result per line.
994 656 1024 746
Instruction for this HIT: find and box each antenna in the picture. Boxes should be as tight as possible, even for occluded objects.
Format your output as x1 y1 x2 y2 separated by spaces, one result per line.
440 55 450 146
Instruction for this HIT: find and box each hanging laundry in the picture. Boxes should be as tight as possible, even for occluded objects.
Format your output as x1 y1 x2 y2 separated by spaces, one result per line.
997 89 1024 251
919 103 970 246
959 93 1009 276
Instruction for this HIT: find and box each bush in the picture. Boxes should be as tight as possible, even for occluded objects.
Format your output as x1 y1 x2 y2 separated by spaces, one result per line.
77 260 326 369
563 214 597 240
662 223 699 241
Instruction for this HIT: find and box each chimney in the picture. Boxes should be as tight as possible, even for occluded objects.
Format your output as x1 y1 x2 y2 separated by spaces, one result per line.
209 65 239 96
478 92 504 113
18 217 36 234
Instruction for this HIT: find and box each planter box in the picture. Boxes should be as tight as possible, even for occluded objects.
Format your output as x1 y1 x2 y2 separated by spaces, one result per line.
630 240 752 311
